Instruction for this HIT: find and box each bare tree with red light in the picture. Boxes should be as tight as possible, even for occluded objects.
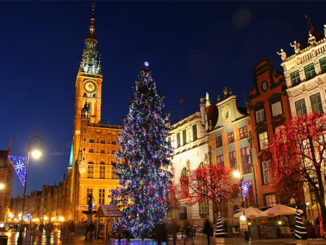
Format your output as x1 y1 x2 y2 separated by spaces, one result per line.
266 113 326 223
188 165 237 219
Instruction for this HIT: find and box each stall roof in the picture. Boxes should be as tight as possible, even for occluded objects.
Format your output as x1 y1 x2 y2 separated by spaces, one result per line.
95 204 122 217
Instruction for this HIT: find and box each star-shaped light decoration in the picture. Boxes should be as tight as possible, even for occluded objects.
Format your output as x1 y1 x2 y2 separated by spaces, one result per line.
8 155 27 186
241 181 252 201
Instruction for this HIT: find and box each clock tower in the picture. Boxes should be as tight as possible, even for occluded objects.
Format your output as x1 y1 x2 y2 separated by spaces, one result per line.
68 3 122 222
74 3 102 130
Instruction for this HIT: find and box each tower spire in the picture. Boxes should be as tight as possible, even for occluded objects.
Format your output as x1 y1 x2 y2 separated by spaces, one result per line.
87 2 96 40
80 2 101 74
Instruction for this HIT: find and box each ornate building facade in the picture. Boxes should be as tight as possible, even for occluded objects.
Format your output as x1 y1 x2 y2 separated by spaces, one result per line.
248 60 292 207
278 17 326 117
168 112 212 225
205 89 256 218
68 4 122 221
277 16 326 215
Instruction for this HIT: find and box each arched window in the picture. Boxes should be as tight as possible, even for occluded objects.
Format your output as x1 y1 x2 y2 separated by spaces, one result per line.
180 168 189 199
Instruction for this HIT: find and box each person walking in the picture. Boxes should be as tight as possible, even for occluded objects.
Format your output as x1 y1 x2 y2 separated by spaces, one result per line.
169 220 180 245
203 219 213 245
117 223 124 244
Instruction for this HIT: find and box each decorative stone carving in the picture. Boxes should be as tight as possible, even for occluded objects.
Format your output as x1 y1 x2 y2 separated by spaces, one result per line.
308 32 317 46
296 57 301 65
217 94 221 102
290 41 300 54
277 49 287 61
223 86 229 98
205 92 211 106
324 24 326 37
312 49 316 57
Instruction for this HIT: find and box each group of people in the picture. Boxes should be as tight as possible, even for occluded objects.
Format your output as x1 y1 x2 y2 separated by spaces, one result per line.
59 221 75 241
22 222 54 241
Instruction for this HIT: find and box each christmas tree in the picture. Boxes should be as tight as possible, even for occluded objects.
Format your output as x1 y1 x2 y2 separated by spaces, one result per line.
111 63 173 238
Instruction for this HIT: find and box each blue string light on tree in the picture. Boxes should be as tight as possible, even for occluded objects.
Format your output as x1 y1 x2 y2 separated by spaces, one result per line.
8 155 27 186
111 63 173 238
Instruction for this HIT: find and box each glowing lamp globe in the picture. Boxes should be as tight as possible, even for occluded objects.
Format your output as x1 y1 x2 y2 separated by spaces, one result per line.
240 215 246 221
0 183 5 190
232 170 241 179
31 149 42 159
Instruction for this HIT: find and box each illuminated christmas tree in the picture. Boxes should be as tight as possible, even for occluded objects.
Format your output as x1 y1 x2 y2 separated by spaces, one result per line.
111 63 173 238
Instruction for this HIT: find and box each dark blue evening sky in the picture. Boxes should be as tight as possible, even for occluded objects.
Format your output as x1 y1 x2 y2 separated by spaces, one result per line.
1 1 324 197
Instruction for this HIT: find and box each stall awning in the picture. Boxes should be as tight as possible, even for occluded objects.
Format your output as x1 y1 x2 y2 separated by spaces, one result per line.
95 204 122 218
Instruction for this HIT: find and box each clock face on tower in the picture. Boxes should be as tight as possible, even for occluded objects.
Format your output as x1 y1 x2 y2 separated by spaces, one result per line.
83 80 97 94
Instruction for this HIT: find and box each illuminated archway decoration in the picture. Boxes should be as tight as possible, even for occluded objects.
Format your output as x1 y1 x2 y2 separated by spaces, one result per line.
8 155 26 187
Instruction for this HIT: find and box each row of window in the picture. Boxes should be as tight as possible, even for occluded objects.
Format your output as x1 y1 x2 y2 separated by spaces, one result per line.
216 146 251 174
295 92 323 116
290 57 326 86
86 188 106 205
87 161 116 165
216 126 248 147
88 139 117 145
172 124 198 148
255 100 283 125
87 165 116 179
88 149 116 154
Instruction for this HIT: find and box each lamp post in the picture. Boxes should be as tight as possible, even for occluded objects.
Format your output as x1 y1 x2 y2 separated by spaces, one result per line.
17 136 42 244
233 169 249 241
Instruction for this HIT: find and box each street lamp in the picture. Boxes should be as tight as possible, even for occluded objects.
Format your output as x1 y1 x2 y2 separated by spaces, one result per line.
17 136 43 244
0 183 5 190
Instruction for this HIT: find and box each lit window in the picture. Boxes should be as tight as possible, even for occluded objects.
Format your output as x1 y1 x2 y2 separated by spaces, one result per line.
192 125 197 141
290 70 301 86
216 154 224 166
295 99 307 116
241 147 251 174
255 108 265 124
182 130 187 145
228 131 234 143
177 133 181 148
271 101 283 117
87 165 94 178
310 93 323 113
265 194 276 207
229 151 236 168
99 189 105 205
99 166 105 179
258 131 268 150
320 57 326 74
239 126 248 139
199 201 209 217
216 135 222 147
262 160 272 184
111 164 116 179
304 63 316 81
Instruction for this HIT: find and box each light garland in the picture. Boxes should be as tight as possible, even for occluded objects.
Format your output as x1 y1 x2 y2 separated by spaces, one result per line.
111 65 173 238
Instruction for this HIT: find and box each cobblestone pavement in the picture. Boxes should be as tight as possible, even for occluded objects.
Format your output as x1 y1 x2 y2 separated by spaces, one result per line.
3 231 326 245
